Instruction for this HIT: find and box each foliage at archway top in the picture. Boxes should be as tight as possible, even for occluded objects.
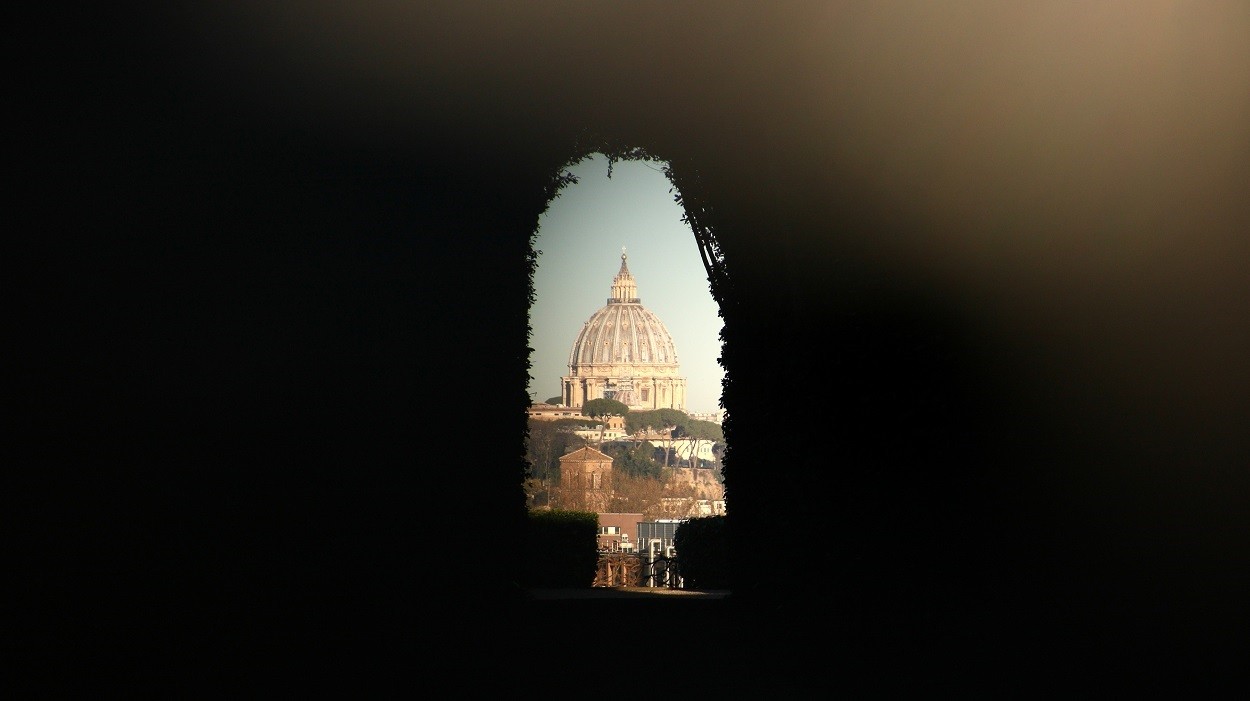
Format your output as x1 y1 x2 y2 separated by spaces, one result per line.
537 134 733 315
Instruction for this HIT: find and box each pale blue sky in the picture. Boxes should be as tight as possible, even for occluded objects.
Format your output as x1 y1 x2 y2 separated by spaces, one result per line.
528 154 724 414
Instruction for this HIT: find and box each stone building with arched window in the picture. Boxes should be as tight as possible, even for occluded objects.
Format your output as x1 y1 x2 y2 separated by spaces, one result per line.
556 446 614 513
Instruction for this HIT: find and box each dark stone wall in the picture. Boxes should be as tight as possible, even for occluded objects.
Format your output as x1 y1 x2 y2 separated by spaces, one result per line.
18 2 1250 691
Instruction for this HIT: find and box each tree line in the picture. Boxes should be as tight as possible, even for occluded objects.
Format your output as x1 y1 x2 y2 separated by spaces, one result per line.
525 400 726 518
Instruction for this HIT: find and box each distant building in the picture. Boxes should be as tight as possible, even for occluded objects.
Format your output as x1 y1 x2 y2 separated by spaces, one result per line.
527 403 583 421
561 249 687 412
659 495 727 518
528 403 627 443
557 446 614 513
569 414 626 443
638 519 684 559
687 409 726 425
597 512 643 553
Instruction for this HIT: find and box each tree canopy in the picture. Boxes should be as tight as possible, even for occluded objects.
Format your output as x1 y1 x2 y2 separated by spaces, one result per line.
525 417 597 485
624 408 724 443
581 397 628 418
599 440 663 480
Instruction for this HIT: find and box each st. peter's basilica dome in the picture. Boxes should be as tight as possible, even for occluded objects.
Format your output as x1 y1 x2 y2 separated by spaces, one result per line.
561 249 687 411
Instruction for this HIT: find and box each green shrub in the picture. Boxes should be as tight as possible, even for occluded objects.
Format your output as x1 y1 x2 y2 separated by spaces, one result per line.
523 509 600 588
674 515 729 590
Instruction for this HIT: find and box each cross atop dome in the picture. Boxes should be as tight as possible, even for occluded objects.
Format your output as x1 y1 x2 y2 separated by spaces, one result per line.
611 248 638 303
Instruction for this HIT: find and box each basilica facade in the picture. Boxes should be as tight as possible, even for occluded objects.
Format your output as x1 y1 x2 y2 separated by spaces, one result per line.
561 250 687 411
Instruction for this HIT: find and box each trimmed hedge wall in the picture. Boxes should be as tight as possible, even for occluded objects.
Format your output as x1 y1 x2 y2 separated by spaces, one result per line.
523 509 600 588
674 515 729 590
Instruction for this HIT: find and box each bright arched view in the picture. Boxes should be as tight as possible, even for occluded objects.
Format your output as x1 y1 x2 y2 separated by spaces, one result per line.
526 154 728 555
